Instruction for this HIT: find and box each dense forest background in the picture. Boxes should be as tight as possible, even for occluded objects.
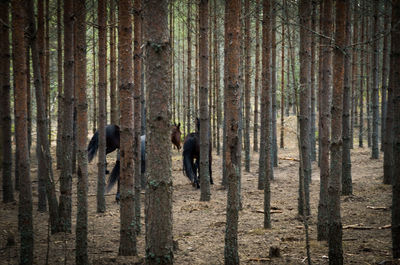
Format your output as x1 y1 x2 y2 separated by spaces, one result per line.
0 0 399 264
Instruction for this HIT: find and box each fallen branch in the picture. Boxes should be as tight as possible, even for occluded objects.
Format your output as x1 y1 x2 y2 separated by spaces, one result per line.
247 257 271 262
367 206 388 211
278 157 300 162
255 209 283 214
343 224 391 230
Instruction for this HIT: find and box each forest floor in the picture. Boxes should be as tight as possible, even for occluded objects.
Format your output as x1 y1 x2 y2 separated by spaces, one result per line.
0 116 394 264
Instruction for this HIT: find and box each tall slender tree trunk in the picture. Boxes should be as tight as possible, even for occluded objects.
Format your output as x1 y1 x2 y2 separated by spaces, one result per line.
74 0 88 263
118 0 136 255
359 5 365 148
144 0 173 263
92 0 97 133
371 0 379 159
199 0 211 202
366 16 372 148
1 0 14 203
58 0 74 233
36 0 47 213
391 2 400 258
280 0 285 149
224 0 241 263
298 0 311 217
244 0 251 172
187 0 192 134
271 0 278 168
214 0 221 156
133 0 143 235
109 0 118 126
45 0 50 145
26 44 31 153
310 0 317 162
56 0 63 169
342 0 352 195
97 0 107 213
317 0 332 241
328 0 345 263
253 0 260 153
381 0 390 153
350 0 359 150
12 0 34 262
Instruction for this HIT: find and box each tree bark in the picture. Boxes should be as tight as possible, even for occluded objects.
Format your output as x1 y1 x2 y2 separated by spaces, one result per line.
381 0 390 153
187 0 192 134
391 1 400 258
317 0 332 241
56 0 63 169
328 0 345 263
253 0 260 153
97 0 107 213
224 0 241 263
74 0 88 263
298 0 311 217
310 0 317 162
350 0 359 150
110 0 118 125
59 0 74 233
144 0 173 263
199 0 211 201
92 0 97 134
359 4 365 148
133 0 143 235
371 0 379 159
271 0 278 168
1 0 14 203
214 0 221 156
244 0 251 171
12 0 34 262
118 0 136 256
280 0 285 149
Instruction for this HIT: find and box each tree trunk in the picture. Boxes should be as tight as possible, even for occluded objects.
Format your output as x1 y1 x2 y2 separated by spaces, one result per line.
317 0 332 241
391 1 400 258
45 0 50 145
97 0 106 213
1 1 14 203
310 0 317 162
253 0 260 153
37 0 47 213
187 0 192 134
133 0 143 235
144 0 173 263
371 0 379 159
74 0 88 263
298 0 311 217
224 0 241 263
328 0 345 263
12 0 34 263
280 0 285 149
244 0 251 172
92 0 97 134
381 0 390 153
350 0 359 150
26 0 61 234
342 0 352 195
359 5 365 148
58 0 74 233
199 0 211 201
118 0 136 256
26 44 31 153
56 0 63 169
366 16 371 148
110 0 118 125
214 0 221 156
271 0 278 168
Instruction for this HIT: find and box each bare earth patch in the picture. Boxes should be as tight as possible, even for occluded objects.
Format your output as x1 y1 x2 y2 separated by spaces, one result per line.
0 119 392 264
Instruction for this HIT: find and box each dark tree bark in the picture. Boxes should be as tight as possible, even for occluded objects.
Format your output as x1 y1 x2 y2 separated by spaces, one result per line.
144 0 173 263
74 0 88 263
317 0 332 241
45 0 50 145
271 0 278 168
12 0 34 263
118 0 136 256
110 0 118 125
92 0 97 134
328 0 345 263
244 0 251 172
199 0 211 201
133 0 142 235
26 44 31 152
26 0 61 234
341 0 352 195
359 5 365 148
214 0 221 156
371 0 379 159
261 0 272 228
36 0 47 213
310 0 317 162
350 0 359 150
366 16 371 149
298 0 311 217
381 0 390 153
224 0 241 263
253 0 260 153
1 0 14 203
187 0 192 134
391 1 400 258
59 0 74 233
97 0 106 213
280 0 285 149
56 0 63 169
